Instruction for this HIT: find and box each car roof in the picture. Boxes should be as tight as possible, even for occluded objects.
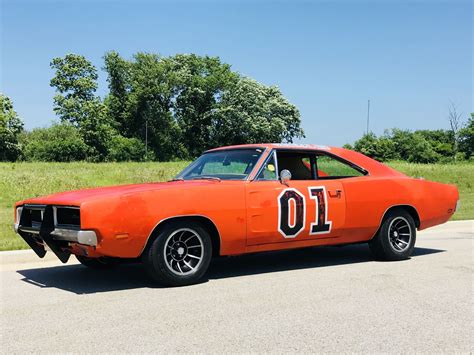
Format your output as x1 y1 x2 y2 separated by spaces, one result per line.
206 143 333 152
205 143 406 177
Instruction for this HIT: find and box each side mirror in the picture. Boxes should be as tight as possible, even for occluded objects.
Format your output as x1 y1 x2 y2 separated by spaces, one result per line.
280 169 292 185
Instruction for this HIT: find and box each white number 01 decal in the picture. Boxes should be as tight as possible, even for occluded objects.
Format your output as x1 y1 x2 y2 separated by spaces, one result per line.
277 186 332 239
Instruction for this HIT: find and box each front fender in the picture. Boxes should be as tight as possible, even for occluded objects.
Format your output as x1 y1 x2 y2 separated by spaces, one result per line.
80 181 247 258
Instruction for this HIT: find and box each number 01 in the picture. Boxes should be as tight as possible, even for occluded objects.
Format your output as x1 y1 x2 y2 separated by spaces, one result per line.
278 186 332 239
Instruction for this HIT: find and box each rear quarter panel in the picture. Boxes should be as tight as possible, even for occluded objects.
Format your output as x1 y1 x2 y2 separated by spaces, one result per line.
341 176 458 242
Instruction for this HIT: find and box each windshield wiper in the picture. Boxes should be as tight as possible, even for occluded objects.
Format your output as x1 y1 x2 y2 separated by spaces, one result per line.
191 176 221 181
170 177 184 182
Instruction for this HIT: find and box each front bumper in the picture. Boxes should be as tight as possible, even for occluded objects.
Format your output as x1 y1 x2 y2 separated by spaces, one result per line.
15 204 97 263
15 224 97 246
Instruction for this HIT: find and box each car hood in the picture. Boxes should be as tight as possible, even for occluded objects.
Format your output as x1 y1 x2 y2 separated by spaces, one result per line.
16 180 222 207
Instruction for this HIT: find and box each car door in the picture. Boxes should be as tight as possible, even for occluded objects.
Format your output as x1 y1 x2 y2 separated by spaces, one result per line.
245 150 346 246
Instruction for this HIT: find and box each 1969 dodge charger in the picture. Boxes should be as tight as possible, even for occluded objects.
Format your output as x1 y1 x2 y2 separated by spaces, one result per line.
14 144 459 286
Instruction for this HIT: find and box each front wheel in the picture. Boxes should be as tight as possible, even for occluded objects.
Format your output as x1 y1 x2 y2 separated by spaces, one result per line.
369 209 416 261
144 221 212 286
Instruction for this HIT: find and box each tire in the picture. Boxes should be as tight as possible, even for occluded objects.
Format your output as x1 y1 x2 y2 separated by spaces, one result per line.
144 221 212 287
369 209 416 261
76 255 117 269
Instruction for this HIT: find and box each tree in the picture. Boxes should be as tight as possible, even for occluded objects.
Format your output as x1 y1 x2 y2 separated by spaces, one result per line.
50 54 99 125
166 54 240 157
448 102 463 159
207 77 304 150
51 54 114 161
405 133 440 163
104 52 304 159
0 93 24 161
127 53 183 160
416 129 455 158
349 129 442 163
78 100 115 161
103 51 131 132
352 132 397 161
458 113 474 159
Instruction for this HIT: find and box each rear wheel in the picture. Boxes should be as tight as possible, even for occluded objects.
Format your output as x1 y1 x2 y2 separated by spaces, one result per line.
76 255 117 269
369 209 416 261
144 221 212 286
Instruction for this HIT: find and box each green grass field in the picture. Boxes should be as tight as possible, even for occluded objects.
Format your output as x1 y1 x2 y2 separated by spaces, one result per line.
1 161 472 251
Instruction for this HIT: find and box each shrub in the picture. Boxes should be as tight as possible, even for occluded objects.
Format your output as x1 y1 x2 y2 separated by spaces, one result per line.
353 133 398 161
107 135 146 162
350 129 444 163
405 133 441 163
21 123 88 162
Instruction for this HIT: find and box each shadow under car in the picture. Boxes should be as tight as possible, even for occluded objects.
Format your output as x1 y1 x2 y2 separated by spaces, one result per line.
17 244 445 294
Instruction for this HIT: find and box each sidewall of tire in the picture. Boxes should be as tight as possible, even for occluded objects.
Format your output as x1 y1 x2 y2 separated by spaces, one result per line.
369 209 416 261
145 221 212 286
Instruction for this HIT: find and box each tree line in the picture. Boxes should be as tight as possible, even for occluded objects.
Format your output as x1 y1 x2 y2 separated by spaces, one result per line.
344 114 473 163
1 53 304 162
1 53 472 164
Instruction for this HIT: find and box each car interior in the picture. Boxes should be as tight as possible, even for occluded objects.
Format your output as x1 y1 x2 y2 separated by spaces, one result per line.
276 152 314 180
274 151 365 180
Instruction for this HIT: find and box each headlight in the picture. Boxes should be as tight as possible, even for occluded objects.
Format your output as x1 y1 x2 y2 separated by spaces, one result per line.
14 206 23 233
16 206 23 223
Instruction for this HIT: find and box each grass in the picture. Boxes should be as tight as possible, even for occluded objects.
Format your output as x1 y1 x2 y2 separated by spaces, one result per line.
0 161 472 251
0 162 189 251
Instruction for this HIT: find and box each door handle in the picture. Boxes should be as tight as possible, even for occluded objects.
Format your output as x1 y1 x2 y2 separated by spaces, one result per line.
328 189 342 198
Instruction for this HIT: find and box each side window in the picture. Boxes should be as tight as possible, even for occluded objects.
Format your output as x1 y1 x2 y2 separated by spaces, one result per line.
257 154 277 180
276 152 314 180
316 155 364 178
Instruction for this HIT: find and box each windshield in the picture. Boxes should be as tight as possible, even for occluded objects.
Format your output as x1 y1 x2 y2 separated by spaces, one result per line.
176 148 264 180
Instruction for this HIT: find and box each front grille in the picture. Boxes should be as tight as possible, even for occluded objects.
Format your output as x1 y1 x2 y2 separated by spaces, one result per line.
19 205 80 231
20 205 46 231
56 207 80 228
30 209 43 229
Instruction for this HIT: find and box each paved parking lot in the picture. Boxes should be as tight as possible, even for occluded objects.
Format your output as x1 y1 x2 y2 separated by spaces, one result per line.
1 220 472 353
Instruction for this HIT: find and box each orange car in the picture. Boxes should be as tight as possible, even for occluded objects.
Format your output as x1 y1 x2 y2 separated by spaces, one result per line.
14 144 459 286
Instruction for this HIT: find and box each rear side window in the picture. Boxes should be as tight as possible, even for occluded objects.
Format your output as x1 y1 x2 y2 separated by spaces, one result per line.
316 155 364 178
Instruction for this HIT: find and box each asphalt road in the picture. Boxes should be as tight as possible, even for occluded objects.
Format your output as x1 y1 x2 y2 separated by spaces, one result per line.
1 220 472 353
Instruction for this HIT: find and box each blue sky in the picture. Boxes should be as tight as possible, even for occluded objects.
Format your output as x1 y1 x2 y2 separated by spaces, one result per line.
1 0 472 146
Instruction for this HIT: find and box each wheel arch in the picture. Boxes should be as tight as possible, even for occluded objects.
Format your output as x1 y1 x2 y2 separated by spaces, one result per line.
141 215 221 258
371 204 421 240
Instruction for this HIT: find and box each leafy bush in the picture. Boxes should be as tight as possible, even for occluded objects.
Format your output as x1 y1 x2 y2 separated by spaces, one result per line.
107 135 146 161
21 123 88 162
404 133 441 163
350 129 444 163
353 133 398 161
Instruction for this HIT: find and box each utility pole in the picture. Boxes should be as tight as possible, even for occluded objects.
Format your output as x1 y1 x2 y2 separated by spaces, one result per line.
145 119 148 157
366 99 370 135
